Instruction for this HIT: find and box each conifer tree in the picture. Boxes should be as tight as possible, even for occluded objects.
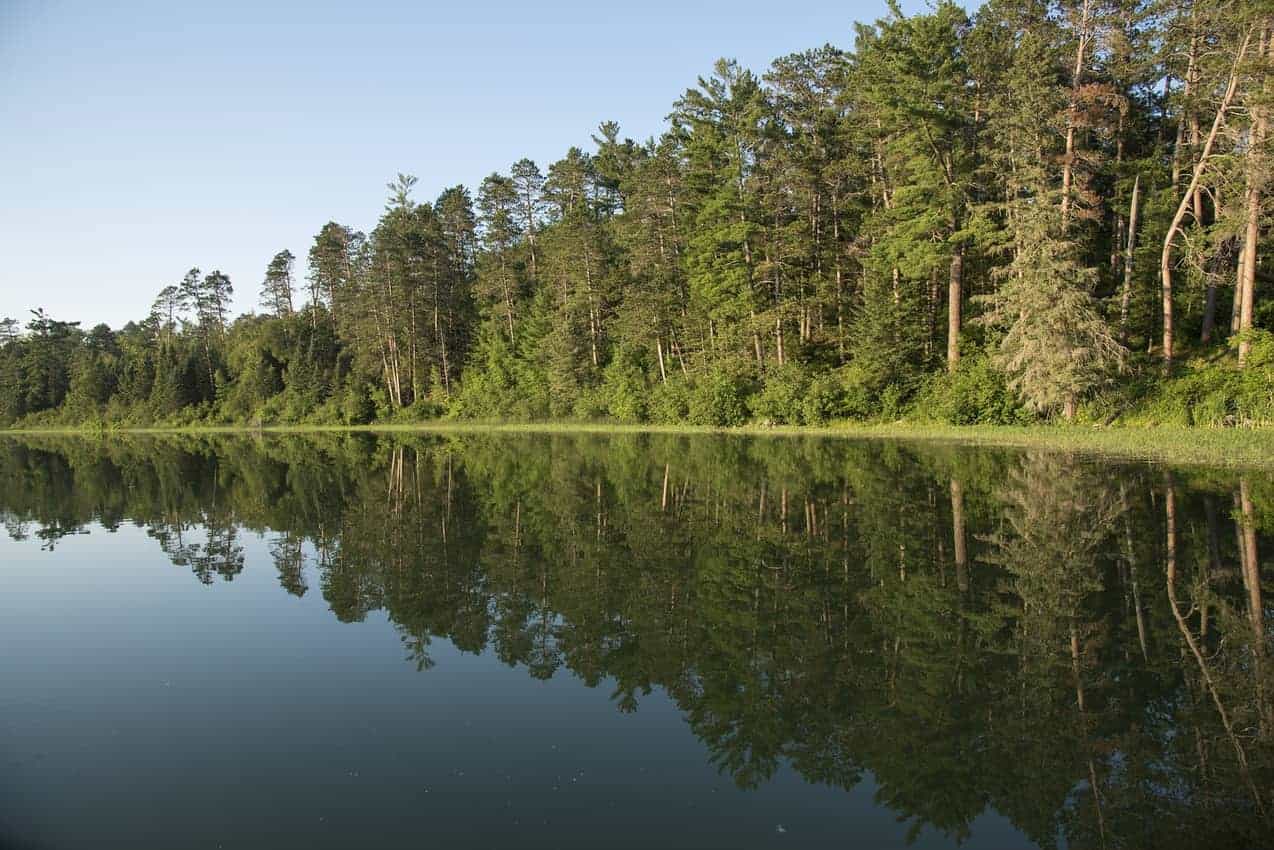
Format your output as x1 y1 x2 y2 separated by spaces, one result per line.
260 250 295 318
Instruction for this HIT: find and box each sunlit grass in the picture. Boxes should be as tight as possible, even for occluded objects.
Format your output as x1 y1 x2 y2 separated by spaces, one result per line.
8 419 1274 469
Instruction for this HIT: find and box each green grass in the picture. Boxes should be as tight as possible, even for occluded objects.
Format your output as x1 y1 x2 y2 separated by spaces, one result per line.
7 419 1274 469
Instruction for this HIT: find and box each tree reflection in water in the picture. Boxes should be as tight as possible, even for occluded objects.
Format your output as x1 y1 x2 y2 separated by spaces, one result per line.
1 432 1270 849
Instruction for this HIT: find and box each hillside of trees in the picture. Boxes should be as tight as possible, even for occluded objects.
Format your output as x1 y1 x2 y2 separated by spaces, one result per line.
2 0 1272 430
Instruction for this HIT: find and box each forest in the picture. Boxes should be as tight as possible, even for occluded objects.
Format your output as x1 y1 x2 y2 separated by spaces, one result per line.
2 0 1272 430
1 431 1271 846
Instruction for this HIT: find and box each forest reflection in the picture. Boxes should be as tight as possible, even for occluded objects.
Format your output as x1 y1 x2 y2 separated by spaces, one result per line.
2 432 1271 849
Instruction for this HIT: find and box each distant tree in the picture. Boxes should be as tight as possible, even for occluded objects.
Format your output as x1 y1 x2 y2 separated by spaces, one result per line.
22 308 81 413
260 250 295 318
476 173 523 342
0 317 18 345
510 158 545 279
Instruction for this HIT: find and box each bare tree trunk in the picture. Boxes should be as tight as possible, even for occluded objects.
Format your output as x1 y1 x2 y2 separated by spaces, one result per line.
926 266 940 361
948 246 963 372
751 311 764 370
1233 247 1246 334
951 478 968 593
1238 30 1269 366
1240 478 1264 648
1161 29 1253 365
1060 0 1093 227
1187 28 1205 222
499 255 516 343
1201 290 1223 348
1119 174 1141 345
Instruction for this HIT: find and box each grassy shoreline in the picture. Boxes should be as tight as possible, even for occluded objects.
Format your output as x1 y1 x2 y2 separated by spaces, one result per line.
6 420 1274 470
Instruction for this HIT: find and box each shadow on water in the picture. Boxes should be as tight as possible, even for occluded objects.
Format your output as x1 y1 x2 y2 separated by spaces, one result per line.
0 431 1271 848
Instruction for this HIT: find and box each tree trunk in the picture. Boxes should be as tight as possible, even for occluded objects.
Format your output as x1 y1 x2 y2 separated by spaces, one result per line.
947 246 963 372
1233 247 1246 334
1239 478 1264 648
1187 27 1204 222
1201 281 1220 345
1119 174 1141 345
751 311 764 370
1238 30 1268 366
950 478 968 593
926 266 940 361
1160 29 1253 365
1059 0 1092 227
499 254 516 344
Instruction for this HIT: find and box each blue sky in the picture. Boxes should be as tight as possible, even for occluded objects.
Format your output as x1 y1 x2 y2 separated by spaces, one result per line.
1 0 933 328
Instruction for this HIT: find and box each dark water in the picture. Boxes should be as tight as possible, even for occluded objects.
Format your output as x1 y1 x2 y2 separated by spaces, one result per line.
0 433 1270 850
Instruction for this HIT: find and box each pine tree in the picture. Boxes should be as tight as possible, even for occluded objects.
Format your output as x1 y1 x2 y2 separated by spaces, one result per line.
977 203 1124 417
476 173 524 344
260 250 295 318
672 59 766 367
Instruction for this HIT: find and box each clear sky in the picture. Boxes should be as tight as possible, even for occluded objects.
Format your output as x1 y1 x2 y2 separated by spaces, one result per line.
1 0 933 329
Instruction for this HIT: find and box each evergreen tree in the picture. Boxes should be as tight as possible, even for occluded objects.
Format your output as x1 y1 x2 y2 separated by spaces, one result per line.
260 250 296 318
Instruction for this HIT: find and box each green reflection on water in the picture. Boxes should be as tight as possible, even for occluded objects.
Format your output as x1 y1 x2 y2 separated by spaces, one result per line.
1 432 1271 848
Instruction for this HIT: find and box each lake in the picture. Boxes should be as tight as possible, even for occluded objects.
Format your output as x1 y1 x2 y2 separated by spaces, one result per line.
0 432 1270 849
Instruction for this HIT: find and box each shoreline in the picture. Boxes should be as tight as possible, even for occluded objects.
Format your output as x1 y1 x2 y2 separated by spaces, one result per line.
5 421 1274 470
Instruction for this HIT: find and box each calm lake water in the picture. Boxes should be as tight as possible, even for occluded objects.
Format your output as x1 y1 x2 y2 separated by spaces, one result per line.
0 432 1270 849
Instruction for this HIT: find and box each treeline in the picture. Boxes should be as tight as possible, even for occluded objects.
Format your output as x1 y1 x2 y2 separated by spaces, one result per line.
1 432 1271 846
3 0 1273 429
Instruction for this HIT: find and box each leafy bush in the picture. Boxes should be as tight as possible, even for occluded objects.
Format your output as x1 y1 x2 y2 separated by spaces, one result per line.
571 387 609 420
687 366 754 427
339 383 375 425
835 364 878 421
802 372 850 425
600 349 650 422
1130 335 1274 427
912 356 1031 425
647 378 690 423
449 329 552 420
878 384 907 421
749 363 811 424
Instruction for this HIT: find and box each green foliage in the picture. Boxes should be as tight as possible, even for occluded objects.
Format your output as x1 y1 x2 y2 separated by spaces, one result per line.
1129 335 1274 428
802 371 854 425
4 432 1274 849
450 323 552 420
647 378 691 424
599 348 650 423
687 366 754 427
749 363 811 424
1 5 1269 436
912 356 1032 426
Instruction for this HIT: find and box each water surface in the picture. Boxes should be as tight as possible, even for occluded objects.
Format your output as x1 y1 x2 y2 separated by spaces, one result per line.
1 432 1270 849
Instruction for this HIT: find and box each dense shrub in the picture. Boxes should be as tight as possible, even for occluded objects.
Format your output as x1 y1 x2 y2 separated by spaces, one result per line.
749 363 811 424
450 330 552 420
1130 334 1274 427
835 364 878 421
571 387 609 420
687 367 754 427
600 349 650 422
802 372 851 425
647 378 690 424
912 356 1031 425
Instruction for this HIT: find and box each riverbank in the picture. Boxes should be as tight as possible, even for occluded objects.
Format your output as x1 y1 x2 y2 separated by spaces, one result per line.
6 420 1274 470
